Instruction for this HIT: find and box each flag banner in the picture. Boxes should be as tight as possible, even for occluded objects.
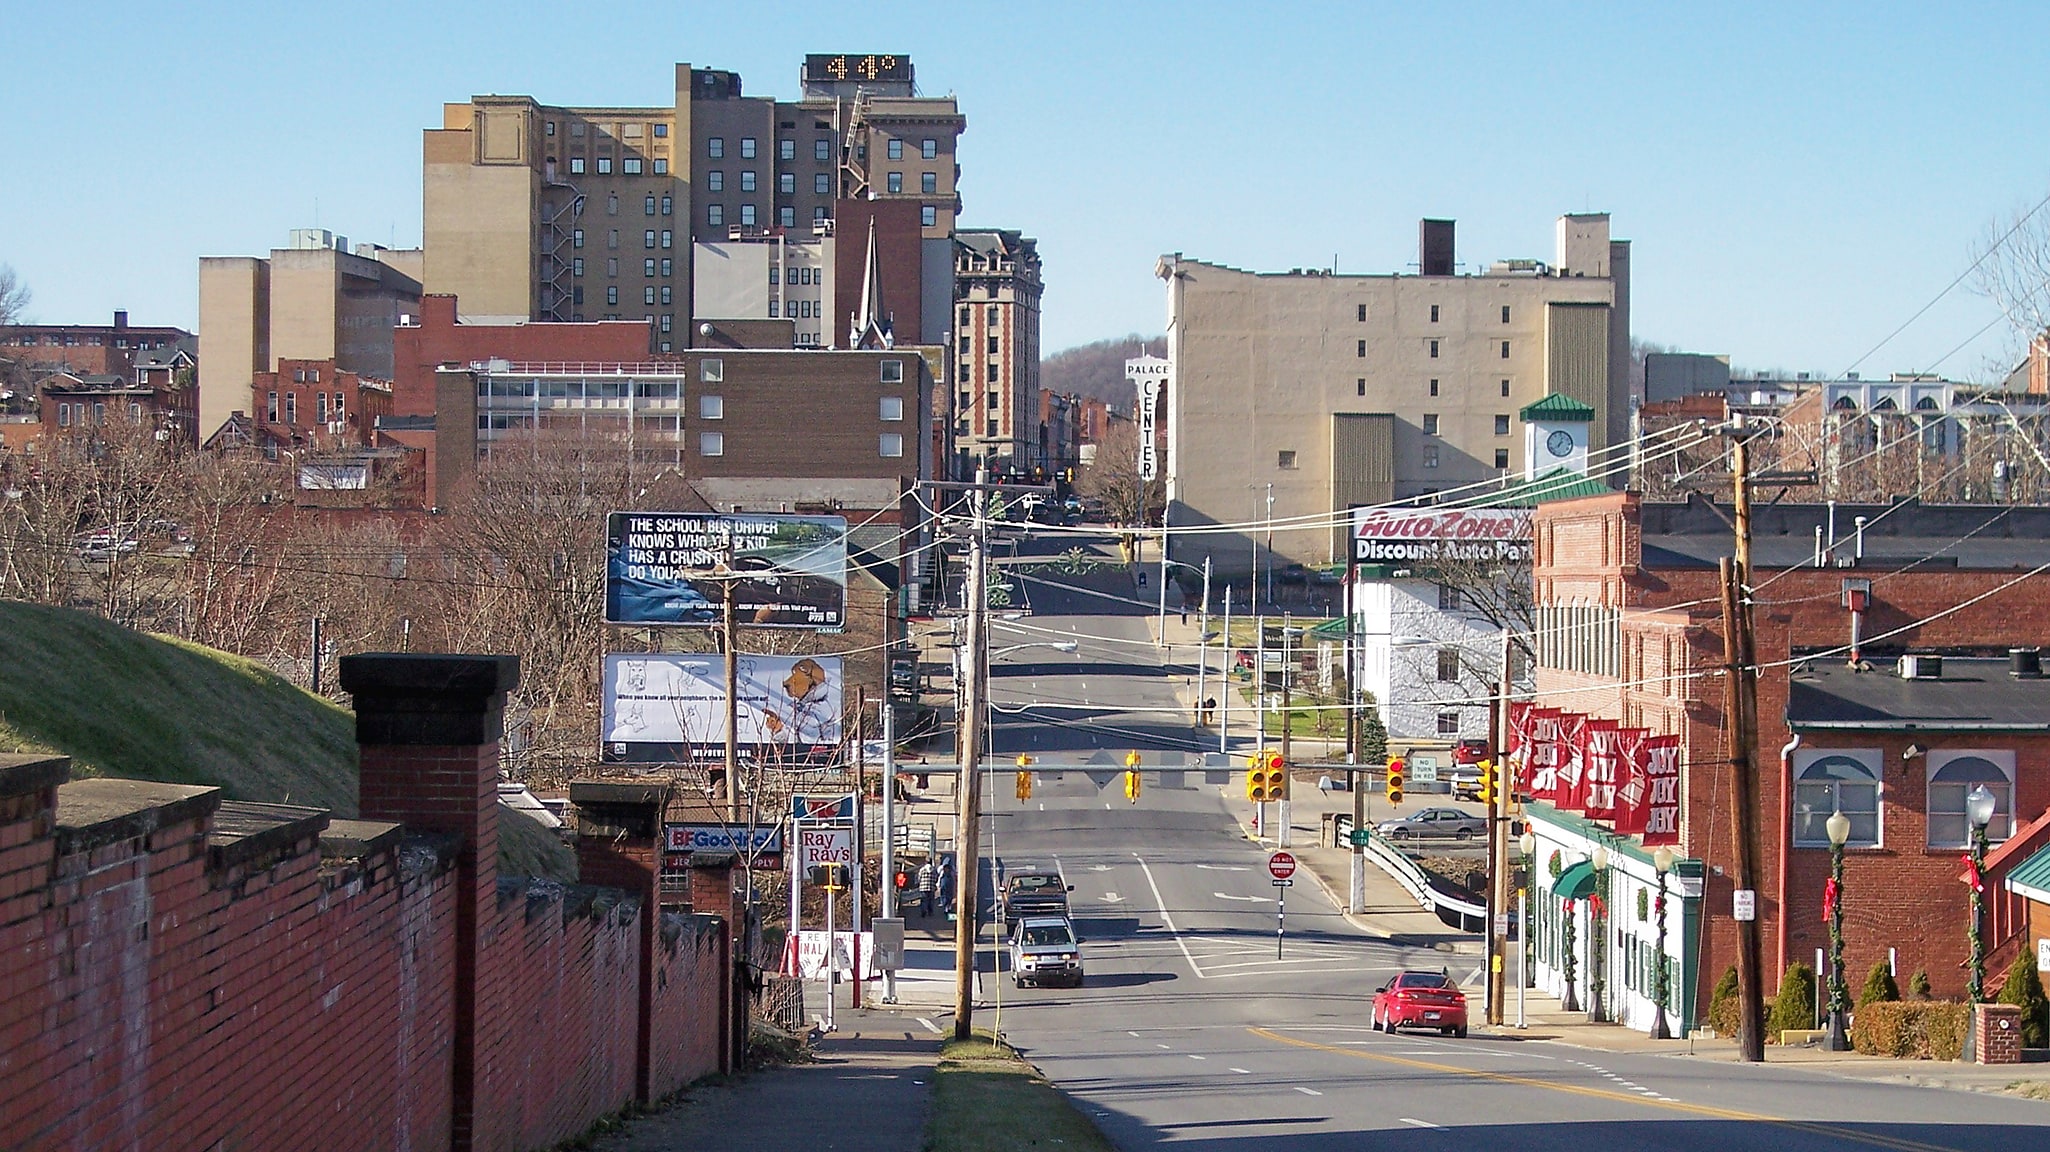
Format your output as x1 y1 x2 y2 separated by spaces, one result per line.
1642 734 1682 845
1556 712 1589 812
1507 701 1537 793
1614 727 1651 835
1582 720 1621 821
1526 707 1565 804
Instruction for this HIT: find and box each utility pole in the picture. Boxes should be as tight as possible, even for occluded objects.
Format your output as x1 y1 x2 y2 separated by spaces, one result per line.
1278 613 1293 848
1487 628 1510 1027
880 697 899 1005
724 559 741 824
1348 565 1366 914
851 687 866 1010
1720 421 1767 1063
1196 558 1211 727
309 616 323 695
955 475 988 1041
1220 586 1233 755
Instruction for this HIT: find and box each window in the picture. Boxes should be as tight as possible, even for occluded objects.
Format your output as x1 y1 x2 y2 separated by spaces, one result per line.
645 194 656 215
880 359 904 384
959 305 971 326
779 172 795 194
922 172 937 194
570 157 585 174
623 157 642 174
1502 305 1511 323
608 229 619 249
1437 712 1461 736
815 173 832 194
708 171 724 191
1927 751 2015 847
546 121 557 136
880 396 905 421
779 206 795 227
700 395 723 420
740 137 756 159
645 230 657 249
597 157 612 174
1357 303 1367 322
607 285 619 305
1437 648 1461 682
661 195 672 215
316 393 329 424
266 393 278 421
573 287 584 305
607 194 619 215
768 300 779 318
1277 450 1298 469
653 159 668 174
887 138 903 160
709 137 725 158
661 286 671 305
958 335 970 354
880 433 904 457
986 363 999 383
887 172 903 194
1495 415 1511 435
653 123 667 138
1357 339 1367 358
738 205 755 226
1502 340 1511 358
1437 584 1462 611
740 171 757 192
640 258 653 277
1423 445 1440 468
1501 379 1511 397
814 206 829 221
922 138 937 159
661 229 673 248
1357 378 1366 397
572 229 585 248
1495 449 1511 469
1430 304 1440 323
661 259 672 277
988 335 1000 354
779 139 795 161
1792 750 1882 847
1429 378 1439 396
285 393 297 424
1429 339 1440 358
1422 414 1439 435
701 359 723 383
332 392 344 420
815 139 831 161
922 205 936 227
659 314 672 333
644 286 656 305
575 258 587 276
700 431 724 456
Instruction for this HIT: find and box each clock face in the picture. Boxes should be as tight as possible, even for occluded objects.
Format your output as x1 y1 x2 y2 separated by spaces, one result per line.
1547 429 1576 458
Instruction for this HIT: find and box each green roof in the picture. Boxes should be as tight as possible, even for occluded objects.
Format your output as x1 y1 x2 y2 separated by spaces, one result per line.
1461 466 1614 508
1519 393 1597 421
2007 842 2050 903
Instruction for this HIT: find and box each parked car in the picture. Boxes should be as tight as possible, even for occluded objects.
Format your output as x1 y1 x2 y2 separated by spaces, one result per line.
1010 915 1084 988
1375 807 1486 841
1372 970 1468 1036
1000 869 1071 927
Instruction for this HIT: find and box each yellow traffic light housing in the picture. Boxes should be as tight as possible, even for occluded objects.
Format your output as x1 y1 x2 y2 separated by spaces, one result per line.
1477 757 1495 807
1386 756 1405 807
1124 768 1142 803
1016 770 1033 801
1246 751 1288 802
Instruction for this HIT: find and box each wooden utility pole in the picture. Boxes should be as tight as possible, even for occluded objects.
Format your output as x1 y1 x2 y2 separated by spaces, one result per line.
954 471 991 1041
1721 425 1767 1063
852 687 865 1009
1487 629 1510 1026
724 568 741 824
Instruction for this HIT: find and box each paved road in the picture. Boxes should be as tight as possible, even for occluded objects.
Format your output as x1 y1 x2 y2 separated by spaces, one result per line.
969 552 2050 1150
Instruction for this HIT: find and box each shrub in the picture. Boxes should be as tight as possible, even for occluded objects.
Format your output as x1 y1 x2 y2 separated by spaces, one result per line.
1850 1000 1973 1060
1997 954 2050 1048
1768 962 1818 1039
1706 965 1742 1038
1908 968 1933 1000
1924 1002 1970 1061
1859 961 1900 1007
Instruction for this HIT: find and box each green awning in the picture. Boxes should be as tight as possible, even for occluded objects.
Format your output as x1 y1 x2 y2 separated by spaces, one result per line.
2007 842 2050 904
1554 859 1599 899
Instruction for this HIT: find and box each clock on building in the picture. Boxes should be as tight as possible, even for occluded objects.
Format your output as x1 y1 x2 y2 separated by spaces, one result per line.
1547 429 1576 458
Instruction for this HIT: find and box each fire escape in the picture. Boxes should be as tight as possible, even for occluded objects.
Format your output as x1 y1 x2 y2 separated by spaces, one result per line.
540 162 585 322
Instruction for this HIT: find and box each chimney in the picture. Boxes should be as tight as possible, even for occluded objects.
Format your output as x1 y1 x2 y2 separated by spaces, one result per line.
2011 648 2043 679
339 652 519 1152
1420 219 1455 277
113 310 129 330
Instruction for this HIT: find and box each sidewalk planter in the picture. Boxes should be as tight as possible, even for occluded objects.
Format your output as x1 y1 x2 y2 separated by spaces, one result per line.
1849 1001 1972 1060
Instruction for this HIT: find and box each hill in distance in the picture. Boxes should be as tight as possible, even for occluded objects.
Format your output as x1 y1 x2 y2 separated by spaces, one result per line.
0 601 573 881
1041 333 1165 408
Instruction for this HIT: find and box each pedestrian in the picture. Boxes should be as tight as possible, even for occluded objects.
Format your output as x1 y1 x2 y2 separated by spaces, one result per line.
917 859 936 917
937 854 956 915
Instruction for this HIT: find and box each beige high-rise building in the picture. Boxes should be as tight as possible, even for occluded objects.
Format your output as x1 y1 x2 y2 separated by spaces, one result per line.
953 230 1042 469
1158 214 1631 574
422 55 964 351
197 229 421 443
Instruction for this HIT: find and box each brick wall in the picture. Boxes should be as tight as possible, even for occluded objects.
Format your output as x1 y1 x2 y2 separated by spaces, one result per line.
0 652 729 1152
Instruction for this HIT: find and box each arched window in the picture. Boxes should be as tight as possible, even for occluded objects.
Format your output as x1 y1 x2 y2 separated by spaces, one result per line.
1833 396 1858 411
1927 751 2013 847
1915 396 1940 411
1873 396 1898 412
1793 750 1881 847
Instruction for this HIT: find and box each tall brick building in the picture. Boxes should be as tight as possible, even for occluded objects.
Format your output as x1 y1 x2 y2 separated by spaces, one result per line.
1520 492 2050 1033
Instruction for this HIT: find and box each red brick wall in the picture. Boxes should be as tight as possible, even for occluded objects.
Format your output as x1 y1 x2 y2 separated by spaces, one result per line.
392 296 655 417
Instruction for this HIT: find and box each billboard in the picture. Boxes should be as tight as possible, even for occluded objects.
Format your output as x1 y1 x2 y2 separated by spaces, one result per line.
605 512 848 629
600 652 843 763
1351 506 1531 564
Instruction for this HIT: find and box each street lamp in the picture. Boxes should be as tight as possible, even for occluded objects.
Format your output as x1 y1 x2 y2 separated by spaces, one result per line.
1651 845 1675 1040
1823 809 1852 1050
1589 845 1610 1023
1966 784 1998 1002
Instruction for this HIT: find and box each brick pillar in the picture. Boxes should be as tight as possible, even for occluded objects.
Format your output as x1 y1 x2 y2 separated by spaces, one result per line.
339 653 517 1152
1976 1003 2024 1064
687 853 743 1075
569 779 669 1104
0 754 68 1148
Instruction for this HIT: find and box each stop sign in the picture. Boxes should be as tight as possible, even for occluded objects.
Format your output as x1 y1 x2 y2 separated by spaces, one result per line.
1267 851 1297 881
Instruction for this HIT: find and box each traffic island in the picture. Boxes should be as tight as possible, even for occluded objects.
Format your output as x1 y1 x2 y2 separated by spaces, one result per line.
927 1033 1116 1152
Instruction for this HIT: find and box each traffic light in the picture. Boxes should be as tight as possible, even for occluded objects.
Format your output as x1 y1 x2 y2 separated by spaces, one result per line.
1385 757 1405 807
1477 758 1495 808
1124 750 1142 803
808 864 849 889
1246 750 1286 802
1017 754 1034 801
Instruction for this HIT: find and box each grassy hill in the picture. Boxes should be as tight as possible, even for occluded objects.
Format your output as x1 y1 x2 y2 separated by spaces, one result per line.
0 601 573 881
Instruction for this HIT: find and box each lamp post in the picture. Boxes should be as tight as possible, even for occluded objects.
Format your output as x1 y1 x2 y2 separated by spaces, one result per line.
1518 830 1535 1028
1966 783 1998 1003
1589 845 1610 1023
1652 845 1675 1040
1823 809 1852 1050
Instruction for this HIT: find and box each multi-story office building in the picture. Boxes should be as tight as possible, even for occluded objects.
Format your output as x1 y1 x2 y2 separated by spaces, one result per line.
422 54 964 352
1157 213 1632 574
197 229 422 443
693 233 837 346
2 311 191 378
953 229 1042 468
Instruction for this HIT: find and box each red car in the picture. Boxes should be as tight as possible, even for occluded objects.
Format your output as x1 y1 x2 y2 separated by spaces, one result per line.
1372 970 1468 1037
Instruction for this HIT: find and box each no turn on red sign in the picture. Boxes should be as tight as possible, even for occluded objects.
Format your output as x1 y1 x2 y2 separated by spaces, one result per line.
1267 851 1297 881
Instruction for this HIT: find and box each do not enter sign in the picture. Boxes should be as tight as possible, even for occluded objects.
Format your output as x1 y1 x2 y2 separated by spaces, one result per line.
1267 851 1297 881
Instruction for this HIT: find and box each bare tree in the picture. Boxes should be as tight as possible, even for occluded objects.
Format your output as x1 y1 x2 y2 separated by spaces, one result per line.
1077 415 1161 528
0 265 28 327
1974 197 2050 355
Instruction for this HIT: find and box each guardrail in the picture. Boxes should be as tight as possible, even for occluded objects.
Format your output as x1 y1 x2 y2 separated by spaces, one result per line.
1347 820 1487 933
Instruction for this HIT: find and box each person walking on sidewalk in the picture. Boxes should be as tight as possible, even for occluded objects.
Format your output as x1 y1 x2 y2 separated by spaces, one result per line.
917 859 937 918
937 854 956 919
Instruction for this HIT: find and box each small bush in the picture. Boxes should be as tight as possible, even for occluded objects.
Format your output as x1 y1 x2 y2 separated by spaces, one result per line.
1998 954 2050 1048
1706 965 1742 1038
1908 968 1933 1000
1924 1003 1971 1061
1850 1000 1972 1060
1768 962 1818 1039
1859 960 1900 1007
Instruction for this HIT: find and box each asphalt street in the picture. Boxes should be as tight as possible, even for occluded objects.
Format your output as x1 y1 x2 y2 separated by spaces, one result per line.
963 535 2050 1151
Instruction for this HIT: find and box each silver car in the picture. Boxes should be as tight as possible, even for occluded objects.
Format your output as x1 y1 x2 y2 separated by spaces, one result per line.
1376 806 1487 841
1010 915 1084 988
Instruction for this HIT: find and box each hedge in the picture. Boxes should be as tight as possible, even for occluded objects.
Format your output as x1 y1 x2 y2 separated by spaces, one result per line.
1849 1001 1972 1060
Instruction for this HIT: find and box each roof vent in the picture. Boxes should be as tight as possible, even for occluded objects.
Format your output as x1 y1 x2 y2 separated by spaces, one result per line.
2012 648 2043 680
1898 654 1943 680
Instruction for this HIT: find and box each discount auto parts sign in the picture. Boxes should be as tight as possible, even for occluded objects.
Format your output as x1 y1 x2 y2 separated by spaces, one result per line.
1351 507 1531 564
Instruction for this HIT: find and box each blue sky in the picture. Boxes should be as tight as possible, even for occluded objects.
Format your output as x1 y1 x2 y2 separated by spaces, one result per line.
3 1 2044 379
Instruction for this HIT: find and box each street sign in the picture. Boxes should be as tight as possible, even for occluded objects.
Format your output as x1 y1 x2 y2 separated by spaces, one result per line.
1127 355 1168 481
1267 851 1298 881
799 827 854 870
1348 828 1373 848
792 793 856 821
1409 755 1439 785
1271 878 1294 888
1733 888 1757 922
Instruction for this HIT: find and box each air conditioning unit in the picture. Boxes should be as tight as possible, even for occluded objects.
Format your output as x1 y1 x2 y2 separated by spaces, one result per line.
1898 654 1943 680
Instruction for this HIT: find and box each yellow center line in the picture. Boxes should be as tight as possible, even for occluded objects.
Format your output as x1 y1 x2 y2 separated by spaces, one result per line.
1246 1026 1969 1152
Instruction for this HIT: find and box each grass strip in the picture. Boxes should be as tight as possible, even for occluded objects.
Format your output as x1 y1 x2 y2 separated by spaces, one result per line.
926 1032 1116 1152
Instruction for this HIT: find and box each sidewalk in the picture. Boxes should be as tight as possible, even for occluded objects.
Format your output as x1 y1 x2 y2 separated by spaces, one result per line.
595 1009 938 1152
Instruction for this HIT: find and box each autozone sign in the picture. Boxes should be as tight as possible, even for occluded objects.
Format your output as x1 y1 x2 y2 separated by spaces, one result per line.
799 828 854 869
1351 506 1530 564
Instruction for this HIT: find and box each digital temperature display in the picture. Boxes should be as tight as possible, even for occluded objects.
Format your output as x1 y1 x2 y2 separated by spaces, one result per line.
805 54 912 84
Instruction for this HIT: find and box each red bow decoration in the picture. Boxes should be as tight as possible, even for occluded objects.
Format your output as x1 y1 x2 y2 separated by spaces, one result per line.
1588 894 1606 920
1821 877 1839 924
1563 898 1576 914
1962 854 1984 894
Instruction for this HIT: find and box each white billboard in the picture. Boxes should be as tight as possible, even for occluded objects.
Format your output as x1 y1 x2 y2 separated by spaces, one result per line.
1350 506 1531 564
601 652 843 763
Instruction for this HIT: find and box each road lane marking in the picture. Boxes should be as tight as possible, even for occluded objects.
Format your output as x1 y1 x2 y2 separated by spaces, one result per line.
1134 853 1207 979
1156 1043 1173 1049
1196 864 1250 871
1294 1086 1323 1096
1230 1067 1253 1074
1399 1118 1448 1131
1128 1031 1142 1037
1214 891 1269 902
1188 1054 1206 1060
916 1017 942 1034
1247 1027 1972 1152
